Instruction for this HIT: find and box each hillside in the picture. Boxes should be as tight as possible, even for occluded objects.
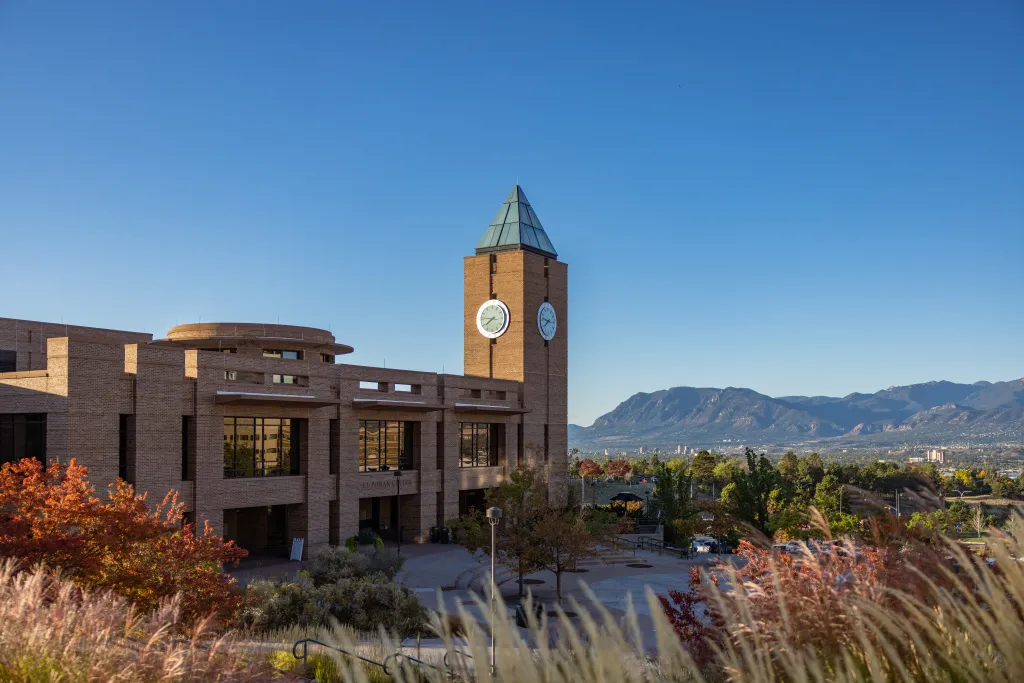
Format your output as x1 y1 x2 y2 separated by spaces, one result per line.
570 378 1024 450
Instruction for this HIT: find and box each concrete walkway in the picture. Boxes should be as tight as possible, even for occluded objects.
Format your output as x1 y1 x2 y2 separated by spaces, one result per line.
227 542 735 652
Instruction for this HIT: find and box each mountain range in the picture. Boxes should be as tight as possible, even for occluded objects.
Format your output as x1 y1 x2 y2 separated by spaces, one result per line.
569 378 1024 451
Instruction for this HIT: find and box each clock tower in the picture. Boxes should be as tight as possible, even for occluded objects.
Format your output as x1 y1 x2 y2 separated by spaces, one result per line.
464 185 568 503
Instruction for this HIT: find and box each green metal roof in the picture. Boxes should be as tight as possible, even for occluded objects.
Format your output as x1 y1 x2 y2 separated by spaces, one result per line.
475 185 557 259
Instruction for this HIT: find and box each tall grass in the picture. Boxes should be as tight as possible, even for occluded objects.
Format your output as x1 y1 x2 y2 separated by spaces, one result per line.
5 518 1024 682
0 559 280 682
403 519 1024 681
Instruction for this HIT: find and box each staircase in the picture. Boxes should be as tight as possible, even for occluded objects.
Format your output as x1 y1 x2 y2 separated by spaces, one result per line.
576 544 637 568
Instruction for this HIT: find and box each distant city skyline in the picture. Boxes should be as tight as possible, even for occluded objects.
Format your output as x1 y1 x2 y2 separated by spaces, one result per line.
1 1 1021 425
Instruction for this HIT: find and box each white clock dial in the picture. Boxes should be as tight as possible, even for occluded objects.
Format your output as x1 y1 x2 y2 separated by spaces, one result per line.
537 302 557 341
476 299 510 338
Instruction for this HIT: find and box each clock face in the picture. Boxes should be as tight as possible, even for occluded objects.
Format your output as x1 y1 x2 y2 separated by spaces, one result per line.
537 302 557 340
476 299 510 338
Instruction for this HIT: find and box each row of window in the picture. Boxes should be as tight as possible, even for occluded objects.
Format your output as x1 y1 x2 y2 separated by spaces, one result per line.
0 412 507 480
198 348 334 364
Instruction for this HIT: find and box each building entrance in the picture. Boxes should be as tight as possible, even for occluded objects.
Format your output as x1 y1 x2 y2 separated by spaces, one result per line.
224 504 289 557
459 489 487 516
358 496 403 541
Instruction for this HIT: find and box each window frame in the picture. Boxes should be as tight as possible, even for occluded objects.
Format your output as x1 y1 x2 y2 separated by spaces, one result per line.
358 420 413 472
459 422 502 468
223 416 299 478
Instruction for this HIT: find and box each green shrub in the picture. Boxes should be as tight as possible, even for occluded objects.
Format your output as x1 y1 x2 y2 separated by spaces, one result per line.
237 578 326 632
308 546 405 586
316 575 426 636
308 546 370 585
356 530 379 546
343 536 358 551
365 547 404 579
307 653 341 683
239 575 426 636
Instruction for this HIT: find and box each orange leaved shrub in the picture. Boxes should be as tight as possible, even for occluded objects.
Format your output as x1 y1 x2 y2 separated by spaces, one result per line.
0 457 246 626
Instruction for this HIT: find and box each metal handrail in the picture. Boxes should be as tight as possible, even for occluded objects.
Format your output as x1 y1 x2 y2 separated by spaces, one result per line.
291 638 389 673
637 535 692 559
443 648 474 669
382 651 443 676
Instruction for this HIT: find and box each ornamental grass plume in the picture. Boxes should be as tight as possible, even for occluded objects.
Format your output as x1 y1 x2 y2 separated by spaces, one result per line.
344 517 1024 682
0 559 280 682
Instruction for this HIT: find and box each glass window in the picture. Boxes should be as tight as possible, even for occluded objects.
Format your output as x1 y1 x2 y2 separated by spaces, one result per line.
0 413 46 466
223 416 297 478
358 421 412 472
0 351 16 373
263 349 302 360
272 374 301 384
458 423 502 467
321 354 334 363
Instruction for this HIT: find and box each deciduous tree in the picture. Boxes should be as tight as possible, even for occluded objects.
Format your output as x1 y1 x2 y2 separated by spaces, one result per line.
0 458 245 626
448 467 546 598
606 458 632 481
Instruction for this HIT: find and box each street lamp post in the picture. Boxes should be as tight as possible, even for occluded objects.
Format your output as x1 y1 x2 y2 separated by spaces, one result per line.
393 470 403 554
486 506 502 675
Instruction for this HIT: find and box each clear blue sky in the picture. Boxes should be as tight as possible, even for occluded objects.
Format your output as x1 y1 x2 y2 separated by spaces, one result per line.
1 1 1021 426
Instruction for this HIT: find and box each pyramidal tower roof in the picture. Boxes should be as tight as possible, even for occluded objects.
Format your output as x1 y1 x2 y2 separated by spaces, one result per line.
475 184 557 259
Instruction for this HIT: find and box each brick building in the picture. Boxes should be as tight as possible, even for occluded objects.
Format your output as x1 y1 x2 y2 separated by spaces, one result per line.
0 185 567 557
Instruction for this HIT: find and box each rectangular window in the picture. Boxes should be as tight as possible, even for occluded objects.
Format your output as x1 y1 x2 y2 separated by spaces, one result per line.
358 420 412 472
223 417 299 478
263 349 302 360
459 422 503 467
0 414 46 467
329 418 339 475
0 350 16 373
321 354 334 363
436 422 444 470
544 424 549 463
516 422 524 466
118 414 135 483
271 374 304 385
181 416 195 481
223 370 262 383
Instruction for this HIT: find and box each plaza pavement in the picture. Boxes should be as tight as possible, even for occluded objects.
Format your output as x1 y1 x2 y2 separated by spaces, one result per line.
230 542 736 658
395 543 733 652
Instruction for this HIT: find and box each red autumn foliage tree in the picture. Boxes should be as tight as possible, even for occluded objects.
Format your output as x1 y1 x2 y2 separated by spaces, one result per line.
658 566 723 670
0 457 246 626
606 458 632 481
578 458 603 478
662 521 966 669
